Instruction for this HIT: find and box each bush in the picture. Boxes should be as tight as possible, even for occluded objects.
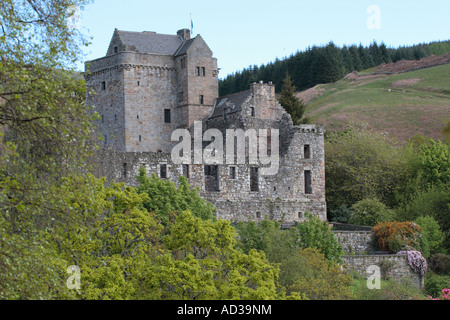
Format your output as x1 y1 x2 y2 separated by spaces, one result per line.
415 216 445 258
349 198 395 227
286 248 354 300
428 254 450 275
329 205 353 223
373 221 423 253
425 273 450 298
296 214 344 263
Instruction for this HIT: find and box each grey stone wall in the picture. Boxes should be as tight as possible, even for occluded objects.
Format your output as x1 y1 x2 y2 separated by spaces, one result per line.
341 254 424 289
333 231 377 254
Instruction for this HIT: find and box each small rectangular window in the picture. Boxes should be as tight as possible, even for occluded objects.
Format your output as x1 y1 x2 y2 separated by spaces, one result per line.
305 170 312 194
183 164 190 178
250 167 259 192
160 164 167 179
199 95 204 105
181 57 186 69
113 46 118 54
304 144 311 159
101 81 106 91
230 166 236 179
104 135 107 145
123 163 127 178
196 67 200 76
164 109 171 123
250 107 255 117
139 135 142 142
201 67 206 77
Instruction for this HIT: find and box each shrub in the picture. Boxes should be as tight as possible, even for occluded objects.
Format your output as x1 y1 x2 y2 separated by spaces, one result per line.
428 254 450 275
329 205 353 223
373 221 423 253
350 198 395 227
425 273 450 298
397 250 428 278
415 216 445 258
296 214 344 263
286 248 354 300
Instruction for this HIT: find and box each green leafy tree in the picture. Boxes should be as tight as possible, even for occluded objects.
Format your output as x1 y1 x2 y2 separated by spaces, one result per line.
296 214 344 263
278 73 308 125
287 248 354 300
136 167 216 225
349 198 395 227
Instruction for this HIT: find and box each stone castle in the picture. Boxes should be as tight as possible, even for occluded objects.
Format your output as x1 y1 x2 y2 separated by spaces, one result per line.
84 28 327 223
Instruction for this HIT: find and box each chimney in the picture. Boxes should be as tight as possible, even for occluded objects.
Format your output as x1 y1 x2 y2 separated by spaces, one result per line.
177 28 191 41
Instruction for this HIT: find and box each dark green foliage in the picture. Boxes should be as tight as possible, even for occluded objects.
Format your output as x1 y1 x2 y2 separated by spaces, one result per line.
219 40 450 96
329 205 353 223
278 74 308 125
428 254 450 275
425 272 450 298
136 167 216 225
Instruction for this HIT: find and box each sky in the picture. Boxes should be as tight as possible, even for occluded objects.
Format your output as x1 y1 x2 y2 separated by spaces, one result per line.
76 0 450 78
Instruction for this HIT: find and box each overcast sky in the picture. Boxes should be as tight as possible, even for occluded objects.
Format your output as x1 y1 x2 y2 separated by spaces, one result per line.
76 0 450 78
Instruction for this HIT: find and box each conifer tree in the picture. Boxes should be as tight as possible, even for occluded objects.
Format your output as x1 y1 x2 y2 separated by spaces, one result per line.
278 74 308 125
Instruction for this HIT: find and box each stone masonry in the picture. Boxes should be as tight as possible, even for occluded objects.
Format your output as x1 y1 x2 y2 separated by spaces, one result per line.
85 28 327 223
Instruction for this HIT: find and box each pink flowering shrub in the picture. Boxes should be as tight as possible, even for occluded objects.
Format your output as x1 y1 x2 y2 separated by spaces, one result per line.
428 287 450 300
397 250 427 277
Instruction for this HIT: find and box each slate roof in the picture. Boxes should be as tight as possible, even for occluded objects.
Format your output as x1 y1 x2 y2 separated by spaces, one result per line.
209 89 251 119
116 30 185 55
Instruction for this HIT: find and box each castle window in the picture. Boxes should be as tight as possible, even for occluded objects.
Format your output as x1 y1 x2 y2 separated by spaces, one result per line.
160 164 167 179
123 163 127 178
250 167 259 192
298 212 304 219
137 81 140 86
101 114 104 123
164 109 171 123
113 46 118 54
304 144 311 159
305 170 312 194
256 211 261 219
199 95 204 105
101 81 106 91
104 135 107 145
137 115 139 120
181 57 186 69
230 166 236 179
250 107 255 117
114 114 117 121
196 67 200 76
139 135 142 142
183 164 190 178
205 165 219 192
201 67 206 77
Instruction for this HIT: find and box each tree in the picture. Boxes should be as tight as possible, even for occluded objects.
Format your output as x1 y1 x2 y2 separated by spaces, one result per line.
278 73 308 125
349 198 395 227
296 214 344 263
136 167 216 225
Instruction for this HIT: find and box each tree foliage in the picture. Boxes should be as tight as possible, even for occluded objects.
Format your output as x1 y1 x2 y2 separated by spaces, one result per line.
278 73 308 125
219 40 450 96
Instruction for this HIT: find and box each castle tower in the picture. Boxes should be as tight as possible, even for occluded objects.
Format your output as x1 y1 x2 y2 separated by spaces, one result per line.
84 28 219 153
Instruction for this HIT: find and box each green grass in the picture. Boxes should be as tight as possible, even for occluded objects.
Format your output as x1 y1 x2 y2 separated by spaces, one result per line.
305 64 450 142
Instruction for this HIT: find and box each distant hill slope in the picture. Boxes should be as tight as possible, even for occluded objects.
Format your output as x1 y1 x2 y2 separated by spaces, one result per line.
302 56 450 142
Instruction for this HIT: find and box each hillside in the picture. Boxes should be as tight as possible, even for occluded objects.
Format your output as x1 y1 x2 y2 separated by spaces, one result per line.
301 57 450 142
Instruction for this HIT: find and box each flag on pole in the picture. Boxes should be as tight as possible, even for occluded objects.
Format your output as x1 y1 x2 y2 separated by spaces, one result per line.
190 14 194 34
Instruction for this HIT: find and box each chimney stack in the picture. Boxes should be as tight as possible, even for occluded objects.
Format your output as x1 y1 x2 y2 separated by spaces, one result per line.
177 28 191 41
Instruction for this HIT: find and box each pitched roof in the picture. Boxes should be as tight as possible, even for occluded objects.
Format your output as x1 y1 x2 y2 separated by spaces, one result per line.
174 38 195 56
209 90 251 119
116 30 184 55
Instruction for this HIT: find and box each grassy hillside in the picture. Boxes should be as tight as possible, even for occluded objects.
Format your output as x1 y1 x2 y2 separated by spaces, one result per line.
302 63 450 142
